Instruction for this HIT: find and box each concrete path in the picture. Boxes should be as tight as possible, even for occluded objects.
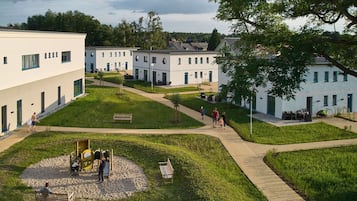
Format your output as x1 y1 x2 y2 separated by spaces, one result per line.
1 78 357 201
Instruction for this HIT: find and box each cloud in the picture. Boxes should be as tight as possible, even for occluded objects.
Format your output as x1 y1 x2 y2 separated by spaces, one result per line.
109 0 218 15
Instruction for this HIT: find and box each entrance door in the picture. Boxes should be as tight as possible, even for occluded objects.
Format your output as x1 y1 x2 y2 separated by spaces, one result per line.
153 71 157 85
347 94 353 112
41 92 45 113
162 72 167 85
1 105 7 132
184 72 188 84
306 96 313 121
135 69 139 80
267 95 275 116
17 100 22 127
209 71 212 82
144 70 148 81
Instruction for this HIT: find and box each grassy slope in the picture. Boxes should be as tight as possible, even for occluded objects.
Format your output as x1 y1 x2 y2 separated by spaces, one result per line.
265 146 357 201
0 133 266 201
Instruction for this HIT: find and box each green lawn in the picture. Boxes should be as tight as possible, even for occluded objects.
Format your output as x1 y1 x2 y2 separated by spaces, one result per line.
175 93 357 144
39 86 203 129
265 146 357 201
0 132 266 201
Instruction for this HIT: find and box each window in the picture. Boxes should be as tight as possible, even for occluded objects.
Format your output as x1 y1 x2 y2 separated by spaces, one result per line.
332 95 337 106
74 79 83 97
61 51 71 63
200 71 203 78
118 52 121 57
200 57 203 64
195 57 198 64
135 55 139 61
333 71 338 82
110 52 112 57
195 72 197 78
123 52 126 57
90 52 94 57
206 57 209 63
162 58 167 64
144 56 148 63
343 73 348 81
115 52 117 57
48 52 51 58
324 71 329 82
178 58 181 65
44 53 47 59
188 57 192 64
102 52 104 57
152 57 157 64
323 95 328 106
52 52 55 58
22 54 39 70
3 57 7 64
313 72 318 83
56 52 58 57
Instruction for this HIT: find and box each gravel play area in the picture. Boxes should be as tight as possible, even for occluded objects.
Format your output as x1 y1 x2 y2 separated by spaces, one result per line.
20 155 149 200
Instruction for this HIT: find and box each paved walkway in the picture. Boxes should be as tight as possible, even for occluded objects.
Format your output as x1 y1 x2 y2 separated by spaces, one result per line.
1 78 357 201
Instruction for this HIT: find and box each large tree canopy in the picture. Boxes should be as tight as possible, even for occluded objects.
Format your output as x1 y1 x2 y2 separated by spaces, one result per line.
212 0 357 100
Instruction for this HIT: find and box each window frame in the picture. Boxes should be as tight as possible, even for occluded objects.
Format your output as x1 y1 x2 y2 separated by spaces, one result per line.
22 54 40 70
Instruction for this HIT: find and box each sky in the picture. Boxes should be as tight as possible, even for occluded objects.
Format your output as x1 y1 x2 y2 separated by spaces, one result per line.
0 0 232 34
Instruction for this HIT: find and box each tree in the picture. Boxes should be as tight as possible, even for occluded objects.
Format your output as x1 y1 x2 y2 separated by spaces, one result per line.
142 11 167 50
97 71 104 87
116 74 125 95
170 94 181 123
212 0 357 100
207 28 221 50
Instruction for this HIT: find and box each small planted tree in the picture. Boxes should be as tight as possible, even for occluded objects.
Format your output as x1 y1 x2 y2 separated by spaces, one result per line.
170 93 181 123
97 71 104 86
116 74 125 95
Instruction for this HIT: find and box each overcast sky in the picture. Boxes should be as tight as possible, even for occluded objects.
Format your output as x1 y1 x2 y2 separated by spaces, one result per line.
0 0 232 34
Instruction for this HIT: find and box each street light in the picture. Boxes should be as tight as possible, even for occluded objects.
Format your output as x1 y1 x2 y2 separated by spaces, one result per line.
250 96 252 138
150 63 154 90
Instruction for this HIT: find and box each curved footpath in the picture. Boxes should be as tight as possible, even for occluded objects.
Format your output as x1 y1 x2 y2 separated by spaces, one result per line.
1 79 356 201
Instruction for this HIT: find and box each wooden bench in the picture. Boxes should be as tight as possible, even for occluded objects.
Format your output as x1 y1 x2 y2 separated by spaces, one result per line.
113 113 132 123
35 191 74 201
158 158 174 183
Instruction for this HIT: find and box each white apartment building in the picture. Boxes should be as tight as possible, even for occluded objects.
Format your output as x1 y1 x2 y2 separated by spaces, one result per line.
133 50 218 86
217 38 357 119
0 29 86 135
85 46 137 73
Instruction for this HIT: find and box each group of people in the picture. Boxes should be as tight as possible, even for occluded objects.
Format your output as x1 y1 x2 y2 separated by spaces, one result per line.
200 106 226 128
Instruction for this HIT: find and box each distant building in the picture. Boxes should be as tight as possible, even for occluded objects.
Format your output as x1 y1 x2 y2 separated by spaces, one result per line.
133 50 218 86
0 29 86 135
85 46 138 73
216 37 357 119
168 39 208 51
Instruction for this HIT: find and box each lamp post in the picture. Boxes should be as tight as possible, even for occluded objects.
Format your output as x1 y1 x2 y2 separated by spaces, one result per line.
150 63 154 90
250 96 252 138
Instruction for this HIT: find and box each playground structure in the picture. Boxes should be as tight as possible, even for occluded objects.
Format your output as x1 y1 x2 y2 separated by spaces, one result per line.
69 139 113 177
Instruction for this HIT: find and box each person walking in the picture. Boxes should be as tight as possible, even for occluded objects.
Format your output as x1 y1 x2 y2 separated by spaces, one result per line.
29 112 39 132
221 112 227 128
212 108 219 128
200 106 206 120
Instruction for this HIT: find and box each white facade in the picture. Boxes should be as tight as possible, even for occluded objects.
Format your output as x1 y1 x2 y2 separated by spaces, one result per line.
217 38 357 119
254 62 357 119
133 50 218 86
85 47 137 73
0 29 86 134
